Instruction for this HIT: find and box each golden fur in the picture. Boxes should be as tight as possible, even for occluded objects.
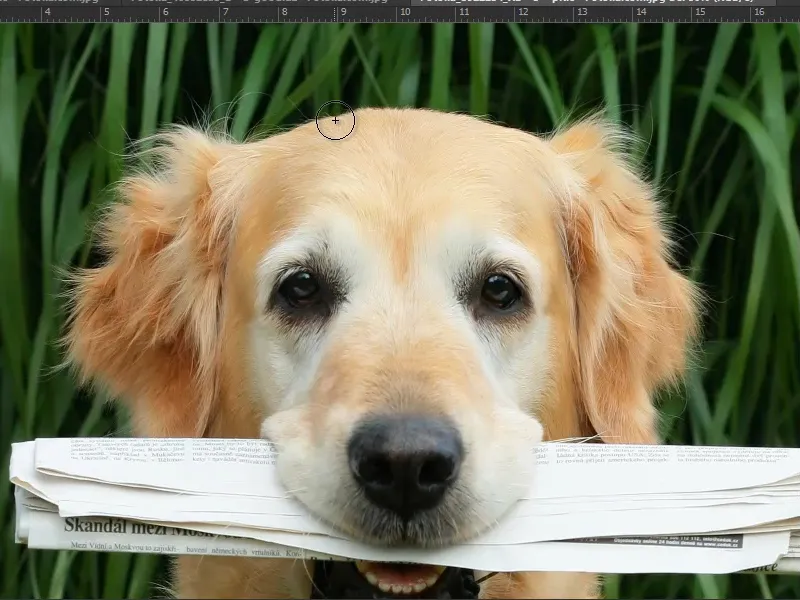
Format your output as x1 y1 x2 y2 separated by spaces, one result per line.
65 108 699 599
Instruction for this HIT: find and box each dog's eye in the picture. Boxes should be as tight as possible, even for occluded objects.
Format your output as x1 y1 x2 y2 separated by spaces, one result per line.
277 271 324 309
480 274 522 312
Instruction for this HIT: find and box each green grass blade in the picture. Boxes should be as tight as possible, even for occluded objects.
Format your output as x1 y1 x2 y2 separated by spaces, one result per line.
429 24 454 110
708 95 800 435
0 26 33 402
395 28 422 106
264 24 355 126
206 24 224 119
140 24 169 140
26 97 82 435
351 30 389 107
102 554 132 599
591 25 620 124
160 24 190 124
100 24 137 183
674 24 741 207
126 555 159 599
689 146 747 278
468 23 494 115
754 24 789 152
231 26 294 141
262 25 316 126
653 22 676 185
713 98 800 306
507 23 562 124
47 551 77 599
625 24 640 131
221 23 238 102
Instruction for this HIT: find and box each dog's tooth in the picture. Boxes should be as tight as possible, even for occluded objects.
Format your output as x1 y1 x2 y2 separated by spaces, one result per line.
432 565 446 575
355 560 369 574
425 575 440 587
378 582 392 593
365 572 379 586
390 584 404 595
401 585 414 594
413 582 428 593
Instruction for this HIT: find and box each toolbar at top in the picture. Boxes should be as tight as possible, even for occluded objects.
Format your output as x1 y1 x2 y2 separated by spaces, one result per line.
1 0 799 22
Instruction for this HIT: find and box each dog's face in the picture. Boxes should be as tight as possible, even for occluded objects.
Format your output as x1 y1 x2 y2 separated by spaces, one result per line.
243 112 563 545
66 108 698 596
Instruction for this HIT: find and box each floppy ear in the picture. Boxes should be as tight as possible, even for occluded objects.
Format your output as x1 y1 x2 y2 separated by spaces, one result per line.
551 119 700 444
64 127 239 437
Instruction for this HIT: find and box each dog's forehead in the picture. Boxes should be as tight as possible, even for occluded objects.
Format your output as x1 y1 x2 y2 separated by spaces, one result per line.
232 110 568 299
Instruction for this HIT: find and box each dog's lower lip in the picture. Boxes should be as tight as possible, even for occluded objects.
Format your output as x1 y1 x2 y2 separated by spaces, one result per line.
354 560 446 595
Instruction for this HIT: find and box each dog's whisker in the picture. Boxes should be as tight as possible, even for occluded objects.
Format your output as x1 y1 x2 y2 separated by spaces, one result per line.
280 486 310 496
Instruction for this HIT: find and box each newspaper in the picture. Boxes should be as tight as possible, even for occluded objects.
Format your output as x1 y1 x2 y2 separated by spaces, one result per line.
10 437 800 575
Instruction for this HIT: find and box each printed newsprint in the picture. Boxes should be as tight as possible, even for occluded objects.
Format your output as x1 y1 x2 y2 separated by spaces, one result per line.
10 437 800 575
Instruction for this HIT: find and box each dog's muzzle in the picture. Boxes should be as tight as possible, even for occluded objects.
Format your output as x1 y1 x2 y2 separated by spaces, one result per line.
311 417 486 598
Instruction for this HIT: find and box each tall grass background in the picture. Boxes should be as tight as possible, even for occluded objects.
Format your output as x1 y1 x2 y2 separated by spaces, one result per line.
1 22 799 600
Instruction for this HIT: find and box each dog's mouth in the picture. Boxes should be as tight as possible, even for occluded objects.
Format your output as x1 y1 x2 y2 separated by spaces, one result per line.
311 560 481 599
355 560 447 595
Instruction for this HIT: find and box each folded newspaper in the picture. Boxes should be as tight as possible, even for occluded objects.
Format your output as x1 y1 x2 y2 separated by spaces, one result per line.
10 438 800 575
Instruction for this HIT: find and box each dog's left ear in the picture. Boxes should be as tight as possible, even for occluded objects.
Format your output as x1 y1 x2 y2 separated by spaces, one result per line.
550 119 701 444
64 127 242 437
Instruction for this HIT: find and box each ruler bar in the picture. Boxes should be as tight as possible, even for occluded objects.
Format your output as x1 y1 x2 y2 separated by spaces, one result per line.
2 2 796 20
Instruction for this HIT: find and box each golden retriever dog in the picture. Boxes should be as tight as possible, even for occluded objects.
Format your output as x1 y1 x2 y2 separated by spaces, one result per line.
64 108 699 599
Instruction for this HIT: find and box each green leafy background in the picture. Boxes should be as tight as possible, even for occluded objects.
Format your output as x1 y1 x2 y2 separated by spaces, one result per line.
1 22 798 599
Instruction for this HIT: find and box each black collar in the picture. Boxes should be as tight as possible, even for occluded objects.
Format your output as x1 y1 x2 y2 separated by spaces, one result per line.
310 561 483 599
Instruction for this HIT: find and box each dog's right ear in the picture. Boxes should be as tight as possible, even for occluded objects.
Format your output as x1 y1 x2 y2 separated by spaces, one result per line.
549 119 700 445
64 127 240 437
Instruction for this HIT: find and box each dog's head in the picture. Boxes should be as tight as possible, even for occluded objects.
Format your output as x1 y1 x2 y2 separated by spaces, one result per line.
65 108 698 591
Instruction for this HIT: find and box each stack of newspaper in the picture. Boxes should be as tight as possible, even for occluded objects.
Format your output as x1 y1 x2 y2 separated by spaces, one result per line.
10 437 800 575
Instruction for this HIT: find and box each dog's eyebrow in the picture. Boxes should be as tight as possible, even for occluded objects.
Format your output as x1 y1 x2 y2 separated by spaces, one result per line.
258 232 323 280
256 232 348 307
453 246 526 299
451 239 541 304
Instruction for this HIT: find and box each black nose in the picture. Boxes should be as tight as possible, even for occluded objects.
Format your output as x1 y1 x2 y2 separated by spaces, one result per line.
347 415 464 519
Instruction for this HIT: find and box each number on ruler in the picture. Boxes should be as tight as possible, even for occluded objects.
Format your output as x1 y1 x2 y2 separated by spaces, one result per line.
400 7 410 15
282 7 287 14
636 7 645 15
577 7 587 15
340 6 346 15
162 7 168 15
459 7 468 15
694 7 704 15
754 7 764 15
223 6 229 14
